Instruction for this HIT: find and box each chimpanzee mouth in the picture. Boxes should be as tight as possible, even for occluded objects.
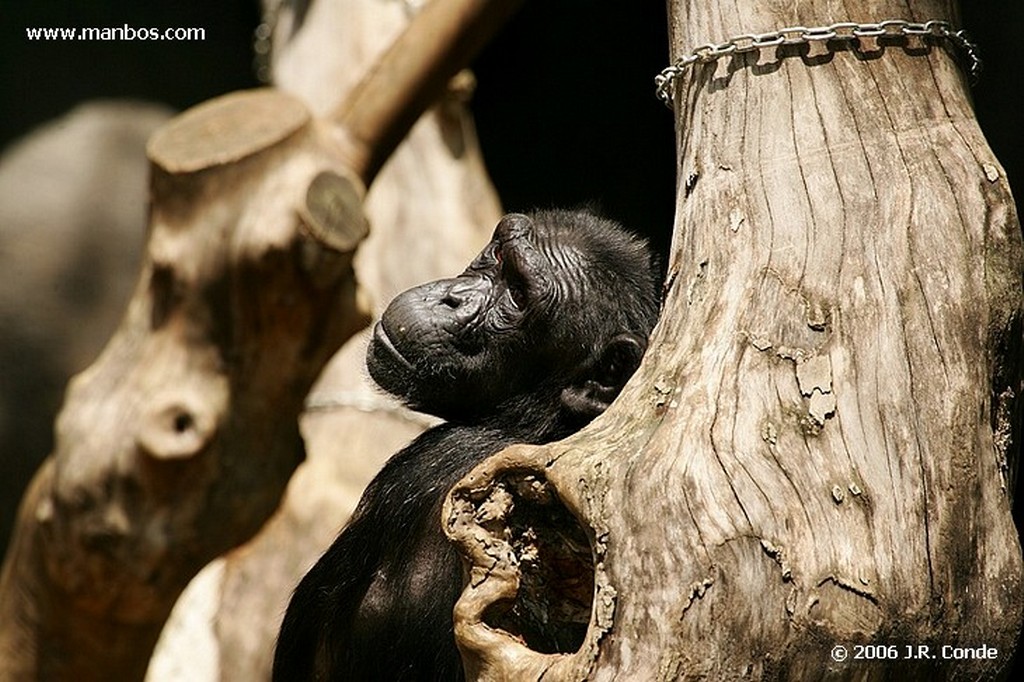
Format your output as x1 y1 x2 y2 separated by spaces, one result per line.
371 321 415 371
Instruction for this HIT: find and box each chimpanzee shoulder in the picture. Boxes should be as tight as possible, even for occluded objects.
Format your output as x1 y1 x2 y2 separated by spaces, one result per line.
274 209 660 682
274 423 515 681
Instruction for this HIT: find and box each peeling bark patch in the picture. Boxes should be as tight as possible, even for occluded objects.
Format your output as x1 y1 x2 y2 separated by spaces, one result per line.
806 392 836 425
653 378 676 415
804 301 828 332
477 472 595 655
729 208 745 233
759 539 793 581
795 355 831 396
680 577 715 616
796 355 836 427
982 163 1000 182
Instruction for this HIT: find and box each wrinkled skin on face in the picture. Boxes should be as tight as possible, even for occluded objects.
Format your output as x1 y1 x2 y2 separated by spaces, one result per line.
367 211 658 423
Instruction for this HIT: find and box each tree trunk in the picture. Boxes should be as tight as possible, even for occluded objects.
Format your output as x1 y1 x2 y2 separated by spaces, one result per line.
1 0 517 678
146 1 504 679
0 88 373 681
445 0 1024 679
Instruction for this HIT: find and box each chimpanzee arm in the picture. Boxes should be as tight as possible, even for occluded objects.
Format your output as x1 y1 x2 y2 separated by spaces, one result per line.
274 425 509 681
273 502 380 681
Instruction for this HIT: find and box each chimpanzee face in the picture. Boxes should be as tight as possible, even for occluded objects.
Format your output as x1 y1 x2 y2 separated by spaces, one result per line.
367 212 599 421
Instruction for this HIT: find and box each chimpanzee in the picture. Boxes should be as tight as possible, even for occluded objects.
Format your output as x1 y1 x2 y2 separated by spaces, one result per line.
273 209 660 681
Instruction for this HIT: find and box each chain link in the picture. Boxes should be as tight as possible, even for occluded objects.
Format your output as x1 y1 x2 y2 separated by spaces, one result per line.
655 19 982 107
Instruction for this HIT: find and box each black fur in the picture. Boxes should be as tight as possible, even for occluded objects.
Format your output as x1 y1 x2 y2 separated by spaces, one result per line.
274 210 659 681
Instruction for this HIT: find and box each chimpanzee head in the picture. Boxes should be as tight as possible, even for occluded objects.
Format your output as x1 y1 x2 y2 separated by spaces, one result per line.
366 209 660 425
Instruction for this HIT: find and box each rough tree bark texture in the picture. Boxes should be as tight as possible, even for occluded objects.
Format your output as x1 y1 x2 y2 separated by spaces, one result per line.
147 1 502 679
446 0 1023 680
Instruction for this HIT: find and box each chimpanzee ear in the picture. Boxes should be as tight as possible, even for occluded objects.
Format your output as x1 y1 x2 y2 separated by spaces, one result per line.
561 332 648 420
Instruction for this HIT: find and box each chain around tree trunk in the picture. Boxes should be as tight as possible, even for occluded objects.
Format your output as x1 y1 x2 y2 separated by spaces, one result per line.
655 19 982 107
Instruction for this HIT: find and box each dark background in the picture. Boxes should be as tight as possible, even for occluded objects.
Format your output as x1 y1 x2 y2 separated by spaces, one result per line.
2 3 1020 250
1 0 1022 667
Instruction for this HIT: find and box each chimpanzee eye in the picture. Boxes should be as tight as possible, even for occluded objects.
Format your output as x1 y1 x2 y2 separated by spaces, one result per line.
505 261 529 308
508 283 527 309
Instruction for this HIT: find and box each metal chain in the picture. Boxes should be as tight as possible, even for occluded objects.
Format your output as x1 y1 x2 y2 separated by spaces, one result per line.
655 19 982 107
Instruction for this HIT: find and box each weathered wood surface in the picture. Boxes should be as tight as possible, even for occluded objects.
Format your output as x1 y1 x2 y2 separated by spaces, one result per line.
147 1 503 679
0 87 373 681
445 0 1023 679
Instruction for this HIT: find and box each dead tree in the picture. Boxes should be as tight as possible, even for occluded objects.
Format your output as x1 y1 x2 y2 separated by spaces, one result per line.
0 86 375 681
148 0 509 677
446 0 1024 679
0 1 520 679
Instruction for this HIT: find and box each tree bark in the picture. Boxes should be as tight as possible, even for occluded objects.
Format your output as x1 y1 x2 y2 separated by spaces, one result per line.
445 0 1024 679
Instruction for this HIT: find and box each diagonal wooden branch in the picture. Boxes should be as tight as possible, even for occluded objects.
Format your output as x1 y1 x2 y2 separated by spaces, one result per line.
330 0 524 184
0 1 522 679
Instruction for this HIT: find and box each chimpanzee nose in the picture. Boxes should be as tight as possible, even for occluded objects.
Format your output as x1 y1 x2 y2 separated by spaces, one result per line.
437 279 486 336
441 279 483 311
441 290 462 308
